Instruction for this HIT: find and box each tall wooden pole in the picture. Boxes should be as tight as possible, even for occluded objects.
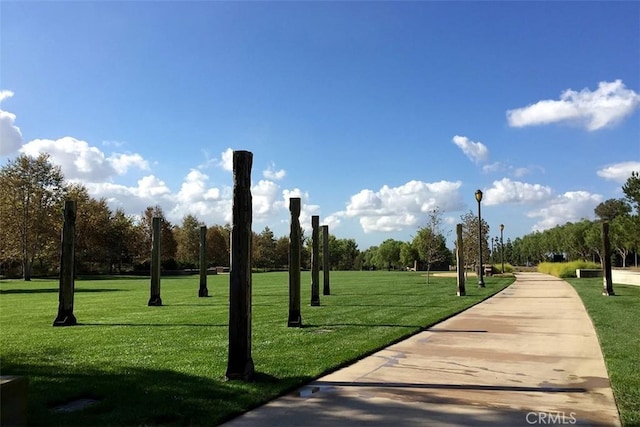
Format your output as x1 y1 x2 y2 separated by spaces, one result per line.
225 150 255 381
53 200 77 326
288 198 302 327
322 225 330 295
602 222 615 296
310 215 320 306
199 225 209 297
456 223 466 296
148 217 162 306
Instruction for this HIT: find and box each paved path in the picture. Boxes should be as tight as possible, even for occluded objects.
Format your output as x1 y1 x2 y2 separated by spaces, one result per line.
222 273 621 426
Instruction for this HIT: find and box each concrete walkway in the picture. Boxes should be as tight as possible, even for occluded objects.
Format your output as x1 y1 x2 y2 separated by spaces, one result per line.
222 273 621 427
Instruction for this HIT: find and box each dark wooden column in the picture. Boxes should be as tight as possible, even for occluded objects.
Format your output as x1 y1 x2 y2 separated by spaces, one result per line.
225 150 255 381
456 223 466 296
602 221 615 296
199 225 209 297
310 215 320 306
288 198 302 327
53 200 77 326
322 225 330 295
148 217 163 306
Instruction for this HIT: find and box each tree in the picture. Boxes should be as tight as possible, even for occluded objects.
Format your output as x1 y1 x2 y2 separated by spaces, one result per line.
460 210 489 273
377 239 403 270
0 154 65 280
206 224 230 267
175 214 204 268
399 242 419 269
594 198 632 221
610 215 640 268
106 208 138 273
253 226 276 269
274 236 289 269
414 208 450 284
66 184 113 273
622 171 640 214
137 206 177 267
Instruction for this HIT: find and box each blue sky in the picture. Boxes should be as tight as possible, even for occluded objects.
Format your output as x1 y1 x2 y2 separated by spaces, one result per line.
1 1 639 249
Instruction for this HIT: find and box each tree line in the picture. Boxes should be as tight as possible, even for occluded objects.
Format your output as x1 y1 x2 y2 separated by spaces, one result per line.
1 153 639 280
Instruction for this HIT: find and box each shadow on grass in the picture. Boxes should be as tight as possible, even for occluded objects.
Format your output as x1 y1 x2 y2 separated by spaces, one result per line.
302 323 424 329
78 322 228 328
2 358 309 427
0 288 126 295
75 275 149 281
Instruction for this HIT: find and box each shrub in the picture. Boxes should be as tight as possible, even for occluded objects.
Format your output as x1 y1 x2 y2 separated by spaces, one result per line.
538 261 601 278
491 263 514 274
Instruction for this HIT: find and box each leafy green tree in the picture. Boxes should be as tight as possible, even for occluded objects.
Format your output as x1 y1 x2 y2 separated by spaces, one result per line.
66 184 113 273
460 210 490 272
594 198 632 221
584 221 602 263
610 215 640 268
399 242 419 269
274 236 289 269
175 214 204 268
137 205 177 267
622 171 640 214
414 208 451 283
359 246 378 270
253 226 276 269
377 239 403 270
206 224 230 267
0 154 65 280
107 208 138 273
333 238 359 270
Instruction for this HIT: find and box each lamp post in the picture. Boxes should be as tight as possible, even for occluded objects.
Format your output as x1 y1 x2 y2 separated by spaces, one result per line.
500 224 505 274
475 189 485 288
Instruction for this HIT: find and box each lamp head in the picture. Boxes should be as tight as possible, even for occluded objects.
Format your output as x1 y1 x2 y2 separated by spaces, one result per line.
500 224 504 232
475 189 483 203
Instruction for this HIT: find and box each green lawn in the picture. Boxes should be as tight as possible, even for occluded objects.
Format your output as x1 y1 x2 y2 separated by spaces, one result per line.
0 271 512 426
566 278 640 427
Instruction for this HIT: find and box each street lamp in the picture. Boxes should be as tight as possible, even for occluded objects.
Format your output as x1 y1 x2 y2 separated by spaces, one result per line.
500 224 505 274
475 189 485 288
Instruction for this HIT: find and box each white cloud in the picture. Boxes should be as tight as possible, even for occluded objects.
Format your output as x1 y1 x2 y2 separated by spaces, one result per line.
109 153 150 174
597 161 640 183
170 170 231 224
482 162 504 174
528 191 602 231
220 148 234 171
263 162 286 180
21 137 116 181
507 80 640 131
252 179 281 218
281 188 321 232
85 175 173 216
19 137 149 181
0 90 14 102
342 180 464 233
483 178 553 206
452 135 489 163
0 91 23 156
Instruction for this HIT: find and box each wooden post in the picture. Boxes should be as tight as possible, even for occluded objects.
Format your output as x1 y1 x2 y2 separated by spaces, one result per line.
310 215 320 306
288 198 302 327
322 225 330 295
602 222 615 296
225 150 255 381
456 223 466 296
148 217 163 306
53 200 77 326
199 225 209 297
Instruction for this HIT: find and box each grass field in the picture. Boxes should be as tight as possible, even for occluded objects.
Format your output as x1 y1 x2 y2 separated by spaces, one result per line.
566 278 640 427
0 271 513 426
